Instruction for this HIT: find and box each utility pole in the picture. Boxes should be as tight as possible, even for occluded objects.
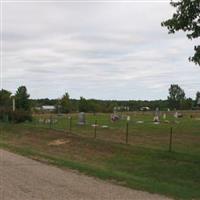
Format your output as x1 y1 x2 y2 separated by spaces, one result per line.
12 97 15 112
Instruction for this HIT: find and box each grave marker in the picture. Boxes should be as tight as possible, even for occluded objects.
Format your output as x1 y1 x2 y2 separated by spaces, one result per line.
78 112 86 125
153 107 160 122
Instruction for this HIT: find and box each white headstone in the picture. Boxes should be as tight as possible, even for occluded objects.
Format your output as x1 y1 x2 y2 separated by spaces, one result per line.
163 113 166 120
153 116 159 122
174 112 178 118
155 107 160 115
78 112 86 125
154 107 160 122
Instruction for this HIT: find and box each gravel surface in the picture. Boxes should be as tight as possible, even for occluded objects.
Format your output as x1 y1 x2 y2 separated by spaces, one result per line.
0 149 172 200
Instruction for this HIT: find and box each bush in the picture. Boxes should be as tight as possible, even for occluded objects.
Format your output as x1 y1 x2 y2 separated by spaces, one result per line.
12 110 32 123
0 108 32 123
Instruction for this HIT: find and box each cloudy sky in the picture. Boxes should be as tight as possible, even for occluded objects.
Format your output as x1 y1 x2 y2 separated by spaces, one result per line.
1 0 200 100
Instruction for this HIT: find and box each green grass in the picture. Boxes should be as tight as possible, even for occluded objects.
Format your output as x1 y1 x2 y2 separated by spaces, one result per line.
25 112 200 154
1 112 200 199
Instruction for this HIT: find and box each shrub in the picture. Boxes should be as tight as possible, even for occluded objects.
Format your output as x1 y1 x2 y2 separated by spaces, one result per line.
0 108 32 123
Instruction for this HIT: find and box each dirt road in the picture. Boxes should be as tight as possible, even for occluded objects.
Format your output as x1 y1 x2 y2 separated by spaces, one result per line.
0 149 171 200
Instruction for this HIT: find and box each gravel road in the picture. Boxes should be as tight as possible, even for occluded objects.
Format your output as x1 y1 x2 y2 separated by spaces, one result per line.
0 149 172 200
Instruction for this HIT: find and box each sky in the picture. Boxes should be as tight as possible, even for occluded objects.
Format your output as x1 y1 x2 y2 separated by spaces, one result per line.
1 0 200 100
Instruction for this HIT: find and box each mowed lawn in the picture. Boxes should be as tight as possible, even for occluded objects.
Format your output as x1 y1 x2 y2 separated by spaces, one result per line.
1 111 200 199
28 111 200 154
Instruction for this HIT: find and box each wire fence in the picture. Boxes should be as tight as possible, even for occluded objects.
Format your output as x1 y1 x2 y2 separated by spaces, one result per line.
22 112 200 154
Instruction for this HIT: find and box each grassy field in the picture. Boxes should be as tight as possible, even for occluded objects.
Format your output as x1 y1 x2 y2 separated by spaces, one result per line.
1 111 200 199
26 111 200 154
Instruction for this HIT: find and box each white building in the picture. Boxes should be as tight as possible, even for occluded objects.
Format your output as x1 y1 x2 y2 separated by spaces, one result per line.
41 105 56 112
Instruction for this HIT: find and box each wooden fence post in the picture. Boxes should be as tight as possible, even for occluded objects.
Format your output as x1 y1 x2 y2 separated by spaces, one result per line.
94 120 97 139
49 115 53 129
169 127 173 152
126 122 129 144
69 116 72 133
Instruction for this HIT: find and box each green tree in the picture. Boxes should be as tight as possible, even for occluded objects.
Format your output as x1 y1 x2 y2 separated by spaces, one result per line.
0 89 12 108
181 98 193 110
15 86 30 111
60 92 71 113
161 0 200 65
79 97 88 112
168 84 185 110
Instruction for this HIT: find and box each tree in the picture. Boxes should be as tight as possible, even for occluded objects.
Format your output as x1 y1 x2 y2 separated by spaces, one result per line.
15 86 30 111
168 84 185 109
0 89 12 108
78 97 88 112
60 92 71 113
181 98 193 109
161 0 200 65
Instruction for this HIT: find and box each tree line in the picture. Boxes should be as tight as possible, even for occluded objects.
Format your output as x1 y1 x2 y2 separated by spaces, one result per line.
0 85 200 116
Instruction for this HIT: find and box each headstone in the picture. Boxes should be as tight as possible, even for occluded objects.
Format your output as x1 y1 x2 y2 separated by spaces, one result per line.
153 116 160 122
136 120 144 124
155 107 159 115
174 112 183 118
154 107 160 122
111 114 120 122
101 125 109 128
91 124 98 127
174 111 178 118
163 113 166 120
78 112 86 125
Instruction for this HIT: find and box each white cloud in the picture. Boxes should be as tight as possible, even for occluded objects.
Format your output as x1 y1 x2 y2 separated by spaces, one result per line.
1 1 200 99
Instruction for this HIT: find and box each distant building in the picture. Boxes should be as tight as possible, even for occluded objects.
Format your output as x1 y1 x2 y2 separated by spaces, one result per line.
34 105 56 113
140 107 150 111
42 105 56 112
113 106 130 112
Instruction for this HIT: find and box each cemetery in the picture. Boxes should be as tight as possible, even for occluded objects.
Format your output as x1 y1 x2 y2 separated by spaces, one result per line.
1 86 200 199
1 109 200 199
0 0 199 199
24 109 200 154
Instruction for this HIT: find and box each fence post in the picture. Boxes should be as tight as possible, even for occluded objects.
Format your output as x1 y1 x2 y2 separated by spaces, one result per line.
126 121 129 144
94 120 97 139
169 127 173 152
69 116 72 133
49 115 53 129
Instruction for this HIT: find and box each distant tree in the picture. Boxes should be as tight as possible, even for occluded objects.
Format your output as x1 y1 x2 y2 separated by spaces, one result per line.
168 84 185 109
79 97 88 112
181 98 193 110
60 92 71 113
161 0 200 65
15 86 30 111
0 89 12 108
